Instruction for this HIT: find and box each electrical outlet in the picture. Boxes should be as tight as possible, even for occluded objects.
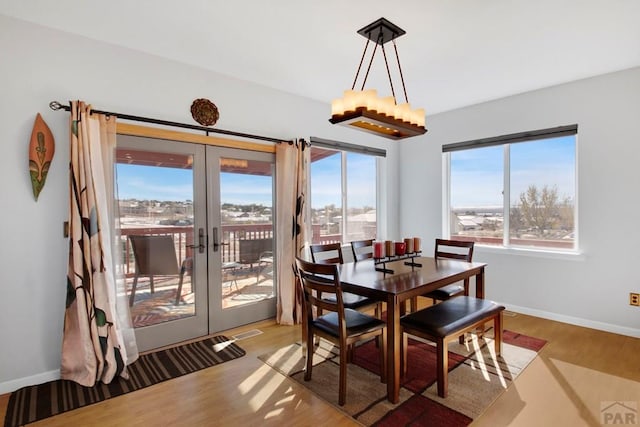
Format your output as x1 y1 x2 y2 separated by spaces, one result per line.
630 293 640 306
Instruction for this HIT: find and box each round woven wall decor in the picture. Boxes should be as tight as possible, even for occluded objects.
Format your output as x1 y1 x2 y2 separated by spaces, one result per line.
190 98 219 126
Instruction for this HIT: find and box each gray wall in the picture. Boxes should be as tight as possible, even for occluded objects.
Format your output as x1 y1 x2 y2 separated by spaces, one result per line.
399 66 640 337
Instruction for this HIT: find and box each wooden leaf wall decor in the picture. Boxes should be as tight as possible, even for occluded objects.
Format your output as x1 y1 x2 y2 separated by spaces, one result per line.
29 113 55 201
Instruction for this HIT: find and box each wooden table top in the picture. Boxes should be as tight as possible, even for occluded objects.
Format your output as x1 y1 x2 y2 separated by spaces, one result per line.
337 257 487 300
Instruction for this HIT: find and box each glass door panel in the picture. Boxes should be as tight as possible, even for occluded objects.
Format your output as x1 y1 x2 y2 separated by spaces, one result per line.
115 135 207 352
207 148 276 332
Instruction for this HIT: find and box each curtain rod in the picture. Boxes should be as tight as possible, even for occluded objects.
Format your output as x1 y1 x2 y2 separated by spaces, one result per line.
49 101 293 144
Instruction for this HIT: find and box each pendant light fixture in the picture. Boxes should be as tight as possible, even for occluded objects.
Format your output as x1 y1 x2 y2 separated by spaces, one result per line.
329 18 427 140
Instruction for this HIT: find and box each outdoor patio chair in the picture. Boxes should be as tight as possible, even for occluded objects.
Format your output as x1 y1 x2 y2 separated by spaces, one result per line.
129 235 192 306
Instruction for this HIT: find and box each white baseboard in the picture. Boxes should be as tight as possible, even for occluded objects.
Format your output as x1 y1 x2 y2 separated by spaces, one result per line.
0 369 60 395
506 303 640 338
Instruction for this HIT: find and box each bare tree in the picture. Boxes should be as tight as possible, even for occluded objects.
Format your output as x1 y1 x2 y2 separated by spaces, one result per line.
518 185 560 235
509 205 524 236
558 196 574 231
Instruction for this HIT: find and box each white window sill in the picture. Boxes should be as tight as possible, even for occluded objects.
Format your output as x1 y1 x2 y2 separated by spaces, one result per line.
475 244 585 261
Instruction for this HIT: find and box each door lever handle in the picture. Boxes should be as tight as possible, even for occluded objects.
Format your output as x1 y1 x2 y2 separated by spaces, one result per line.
212 227 219 252
186 228 206 253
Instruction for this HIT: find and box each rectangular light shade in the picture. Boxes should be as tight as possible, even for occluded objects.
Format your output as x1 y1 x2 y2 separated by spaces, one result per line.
329 109 427 140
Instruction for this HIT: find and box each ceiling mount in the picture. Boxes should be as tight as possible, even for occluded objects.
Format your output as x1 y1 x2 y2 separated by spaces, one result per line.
357 17 405 45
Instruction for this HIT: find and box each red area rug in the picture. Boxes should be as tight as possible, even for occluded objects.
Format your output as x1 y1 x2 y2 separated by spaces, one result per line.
259 329 545 426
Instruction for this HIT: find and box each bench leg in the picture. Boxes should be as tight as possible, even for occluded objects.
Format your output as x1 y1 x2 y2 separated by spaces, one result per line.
458 333 466 345
436 338 448 398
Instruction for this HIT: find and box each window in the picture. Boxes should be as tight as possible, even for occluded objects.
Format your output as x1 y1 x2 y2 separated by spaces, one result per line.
444 125 577 252
309 137 384 244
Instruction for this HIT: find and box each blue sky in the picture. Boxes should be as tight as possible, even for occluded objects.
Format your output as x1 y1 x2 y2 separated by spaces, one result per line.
116 164 194 201
450 135 576 208
117 152 376 210
310 151 376 209
117 137 572 209
220 172 272 206
116 164 273 206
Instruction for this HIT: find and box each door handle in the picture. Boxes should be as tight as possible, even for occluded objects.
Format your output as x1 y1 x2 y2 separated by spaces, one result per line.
212 227 219 252
186 228 206 253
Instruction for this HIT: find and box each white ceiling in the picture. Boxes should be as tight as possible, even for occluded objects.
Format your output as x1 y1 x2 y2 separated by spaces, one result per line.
2 0 640 114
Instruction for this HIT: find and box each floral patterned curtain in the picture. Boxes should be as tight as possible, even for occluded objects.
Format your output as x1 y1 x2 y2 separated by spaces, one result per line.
61 101 137 386
275 139 310 325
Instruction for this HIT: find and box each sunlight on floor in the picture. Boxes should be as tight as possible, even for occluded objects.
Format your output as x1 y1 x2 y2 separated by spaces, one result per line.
238 364 292 412
212 339 237 352
474 356 640 427
469 334 492 382
547 358 640 424
467 334 508 388
264 390 296 420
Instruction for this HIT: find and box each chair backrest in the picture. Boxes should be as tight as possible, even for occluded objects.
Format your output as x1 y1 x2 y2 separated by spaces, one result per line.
129 235 180 275
309 242 344 264
239 238 273 264
350 239 374 262
434 238 474 262
295 257 345 326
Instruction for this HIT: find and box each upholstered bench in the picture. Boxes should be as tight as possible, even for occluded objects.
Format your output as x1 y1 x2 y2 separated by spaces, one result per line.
401 296 505 397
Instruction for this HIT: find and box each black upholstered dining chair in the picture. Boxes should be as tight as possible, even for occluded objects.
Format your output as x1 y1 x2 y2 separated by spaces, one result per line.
310 242 382 318
424 239 475 302
407 238 475 312
295 257 387 406
309 242 344 265
350 239 374 262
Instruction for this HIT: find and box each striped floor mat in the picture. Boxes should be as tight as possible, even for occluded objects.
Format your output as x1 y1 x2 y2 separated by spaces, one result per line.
4 336 245 427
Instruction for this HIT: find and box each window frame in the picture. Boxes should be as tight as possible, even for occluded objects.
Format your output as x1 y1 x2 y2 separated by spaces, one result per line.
308 136 385 245
442 125 579 256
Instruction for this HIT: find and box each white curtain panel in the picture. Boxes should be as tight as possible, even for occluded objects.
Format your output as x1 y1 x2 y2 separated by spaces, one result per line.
275 140 310 325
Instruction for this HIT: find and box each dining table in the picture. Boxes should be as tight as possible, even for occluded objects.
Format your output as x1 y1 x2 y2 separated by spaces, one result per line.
337 256 487 404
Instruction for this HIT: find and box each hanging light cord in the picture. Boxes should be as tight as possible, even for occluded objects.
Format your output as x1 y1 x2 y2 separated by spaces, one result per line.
351 39 370 90
351 30 409 106
380 36 397 104
393 39 409 104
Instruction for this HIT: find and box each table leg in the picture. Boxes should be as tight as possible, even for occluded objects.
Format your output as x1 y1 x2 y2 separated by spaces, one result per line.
475 267 486 336
387 295 401 403
475 267 485 299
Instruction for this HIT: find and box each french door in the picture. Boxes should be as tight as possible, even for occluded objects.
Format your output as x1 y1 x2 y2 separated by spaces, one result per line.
206 146 277 331
116 134 276 352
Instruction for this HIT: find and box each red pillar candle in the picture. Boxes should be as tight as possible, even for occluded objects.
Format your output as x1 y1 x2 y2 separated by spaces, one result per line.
374 241 385 259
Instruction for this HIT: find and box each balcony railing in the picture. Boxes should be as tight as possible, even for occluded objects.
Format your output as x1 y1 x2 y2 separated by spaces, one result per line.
119 223 371 276
120 224 274 276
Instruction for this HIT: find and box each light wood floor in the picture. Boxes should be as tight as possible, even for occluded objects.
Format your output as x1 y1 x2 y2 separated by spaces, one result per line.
1 310 639 426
